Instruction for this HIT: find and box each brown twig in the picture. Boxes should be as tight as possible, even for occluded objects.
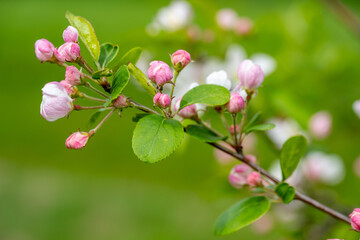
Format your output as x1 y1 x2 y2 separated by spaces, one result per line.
321 0 360 37
208 142 351 225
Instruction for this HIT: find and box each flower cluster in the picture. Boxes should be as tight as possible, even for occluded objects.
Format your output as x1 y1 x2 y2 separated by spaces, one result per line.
36 13 359 237
228 155 262 188
36 25 130 150
35 26 80 64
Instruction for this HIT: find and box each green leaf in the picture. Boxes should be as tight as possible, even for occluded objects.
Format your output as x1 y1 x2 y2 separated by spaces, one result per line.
132 113 150 122
185 125 226 142
244 123 275 135
98 43 119 69
113 47 143 72
244 112 261 131
128 62 156 97
132 115 184 163
280 135 308 180
180 84 230 110
92 68 112 80
214 196 270 236
275 182 296 204
65 11 100 61
104 65 130 106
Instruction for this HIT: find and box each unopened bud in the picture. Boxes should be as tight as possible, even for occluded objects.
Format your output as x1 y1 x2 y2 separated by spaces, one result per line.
171 49 191 70
147 61 173 86
65 131 89 150
226 92 245 113
245 154 257 164
246 172 262 186
228 164 251 189
63 26 79 43
174 98 197 119
229 125 239 135
153 92 171 108
65 66 82 86
216 9 237 30
54 42 81 62
206 70 231 90
34 39 55 62
350 208 360 232
60 80 77 96
234 17 253 35
113 94 129 108
308 111 332 139
237 60 264 90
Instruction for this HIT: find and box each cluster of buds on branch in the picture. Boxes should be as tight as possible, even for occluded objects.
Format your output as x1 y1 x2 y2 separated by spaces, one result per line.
35 12 359 237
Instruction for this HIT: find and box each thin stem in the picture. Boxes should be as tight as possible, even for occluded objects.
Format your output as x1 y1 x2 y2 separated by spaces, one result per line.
129 100 159 115
238 92 253 143
77 57 94 74
169 70 179 114
84 82 109 98
92 108 116 133
195 118 234 147
170 71 179 100
82 73 101 85
208 142 351 225
220 112 230 130
79 93 106 103
232 113 238 149
74 105 106 110
321 0 360 37
56 61 68 68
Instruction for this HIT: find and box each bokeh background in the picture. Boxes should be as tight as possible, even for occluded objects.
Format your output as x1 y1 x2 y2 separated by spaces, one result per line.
1 0 360 239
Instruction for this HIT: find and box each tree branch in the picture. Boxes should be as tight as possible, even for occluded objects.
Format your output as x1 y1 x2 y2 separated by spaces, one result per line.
208 141 351 225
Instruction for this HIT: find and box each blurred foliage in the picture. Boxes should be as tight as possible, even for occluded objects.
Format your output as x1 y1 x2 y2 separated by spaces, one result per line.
0 0 360 239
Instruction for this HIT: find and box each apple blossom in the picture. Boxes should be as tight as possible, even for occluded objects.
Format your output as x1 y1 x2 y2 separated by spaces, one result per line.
65 131 89 149
63 26 79 43
40 82 74 121
147 61 173 86
34 39 55 62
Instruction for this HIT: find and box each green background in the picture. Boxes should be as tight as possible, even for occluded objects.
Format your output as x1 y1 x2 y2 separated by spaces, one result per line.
1 0 360 239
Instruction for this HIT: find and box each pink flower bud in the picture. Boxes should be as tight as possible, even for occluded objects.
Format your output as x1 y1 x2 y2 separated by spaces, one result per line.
246 172 262 186
349 208 360 232
34 39 55 62
65 66 82 86
65 131 89 150
245 154 257 164
179 105 197 118
228 164 252 189
237 60 264 90
171 50 191 69
226 92 245 113
153 92 171 108
216 9 238 30
60 80 77 96
63 26 79 43
229 125 240 135
54 42 81 62
147 61 173 86
214 148 235 165
174 98 197 119
40 82 74 121
308 111 332 139
234 17 253 35
113 94 129 108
